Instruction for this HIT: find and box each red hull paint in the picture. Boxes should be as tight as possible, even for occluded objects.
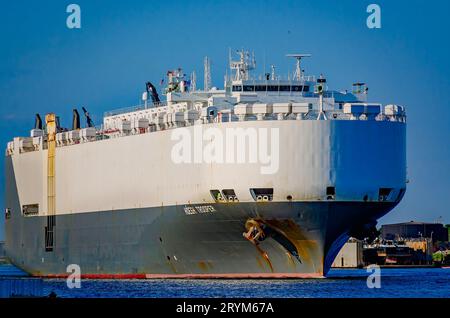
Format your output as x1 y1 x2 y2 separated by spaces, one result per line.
39 273 324 279
145 273 325 279
44 274 147 279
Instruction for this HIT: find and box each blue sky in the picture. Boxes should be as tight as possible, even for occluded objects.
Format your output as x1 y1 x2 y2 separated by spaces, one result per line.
0 0 449 239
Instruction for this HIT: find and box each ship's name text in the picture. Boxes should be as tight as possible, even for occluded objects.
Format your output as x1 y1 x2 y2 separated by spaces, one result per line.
184 205 216 215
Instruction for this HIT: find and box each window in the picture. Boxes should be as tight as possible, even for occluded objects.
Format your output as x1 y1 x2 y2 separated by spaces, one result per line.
232 85 242 92
292 85 303 92
243 85 255 92
255 85 267 91
268 85 279 92
279 85 290 92
22 204 39 216
250 188 274 202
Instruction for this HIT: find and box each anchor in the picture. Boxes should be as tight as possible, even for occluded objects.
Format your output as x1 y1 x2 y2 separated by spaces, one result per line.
243 218 302 263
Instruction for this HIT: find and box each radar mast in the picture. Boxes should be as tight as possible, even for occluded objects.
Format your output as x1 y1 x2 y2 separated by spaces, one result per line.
230 49 256 81
286 54 311 81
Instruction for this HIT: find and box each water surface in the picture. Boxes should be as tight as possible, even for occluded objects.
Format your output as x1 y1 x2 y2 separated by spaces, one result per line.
1 264 449 298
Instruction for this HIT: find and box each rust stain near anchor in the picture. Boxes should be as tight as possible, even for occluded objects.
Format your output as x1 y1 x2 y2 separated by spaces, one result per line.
243 219 273 272
264 218 318 265
243 217 317 268
255 245 274 272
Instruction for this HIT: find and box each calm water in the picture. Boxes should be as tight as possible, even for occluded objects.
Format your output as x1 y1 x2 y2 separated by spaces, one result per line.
0 264 449 298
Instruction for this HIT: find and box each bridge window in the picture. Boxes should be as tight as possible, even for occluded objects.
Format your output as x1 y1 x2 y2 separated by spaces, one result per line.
267 85 279 92
232 85 242 92
292 85 303 92
243 85 255 92
279 85 290 92
255 85 267 91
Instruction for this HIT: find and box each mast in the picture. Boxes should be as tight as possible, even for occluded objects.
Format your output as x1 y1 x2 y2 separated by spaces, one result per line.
271 65 276 80
286 54 311 80
316 75 328 120
190 71 196 92
229 49 256 81
204 56 211 91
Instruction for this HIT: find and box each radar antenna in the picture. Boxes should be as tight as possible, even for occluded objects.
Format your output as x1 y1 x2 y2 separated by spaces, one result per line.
286 54 311 81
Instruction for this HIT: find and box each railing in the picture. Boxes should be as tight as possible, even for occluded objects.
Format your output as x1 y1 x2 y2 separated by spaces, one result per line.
104 101 167 117
7 107 406 156
243 75 316 82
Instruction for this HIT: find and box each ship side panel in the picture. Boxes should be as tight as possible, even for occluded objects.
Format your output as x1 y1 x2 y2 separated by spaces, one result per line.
4 119 406 277
52 120 406 215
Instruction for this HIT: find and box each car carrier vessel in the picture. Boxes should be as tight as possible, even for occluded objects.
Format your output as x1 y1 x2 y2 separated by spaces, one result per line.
4 50 407 278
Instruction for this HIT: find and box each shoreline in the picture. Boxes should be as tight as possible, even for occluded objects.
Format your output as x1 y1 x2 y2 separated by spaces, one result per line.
331 264 437 269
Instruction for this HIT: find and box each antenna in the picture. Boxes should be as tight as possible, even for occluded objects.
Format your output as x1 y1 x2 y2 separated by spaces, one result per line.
263 50 266 79
228 48 232 72
252 51 256 70
204 56 211 91
190 71 196 92
286 54 311 80
271 65 276 80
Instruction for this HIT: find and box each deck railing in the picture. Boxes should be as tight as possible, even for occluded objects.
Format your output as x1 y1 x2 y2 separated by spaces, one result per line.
104 101 167 117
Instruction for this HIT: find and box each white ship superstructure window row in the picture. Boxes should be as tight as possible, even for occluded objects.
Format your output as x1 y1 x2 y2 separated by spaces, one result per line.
232 85 311 92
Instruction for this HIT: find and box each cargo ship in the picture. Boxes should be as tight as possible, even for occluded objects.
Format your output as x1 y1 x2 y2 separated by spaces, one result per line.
4 50 407 278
